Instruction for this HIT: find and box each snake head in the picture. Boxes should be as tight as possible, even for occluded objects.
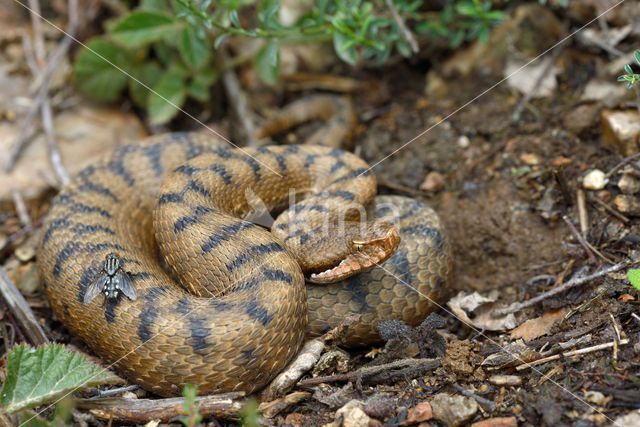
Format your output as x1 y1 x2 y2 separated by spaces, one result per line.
309 221 400 284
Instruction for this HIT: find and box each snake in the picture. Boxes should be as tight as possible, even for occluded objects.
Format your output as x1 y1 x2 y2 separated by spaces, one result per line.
37 128 451 397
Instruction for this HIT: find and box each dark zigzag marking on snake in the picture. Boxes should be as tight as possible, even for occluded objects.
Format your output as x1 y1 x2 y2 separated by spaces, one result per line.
226 242 284 272
56 195 112 218
174 205 216 233
318 190 355 201
331 168 371 184
78 166 119 201
345 274 370 312
261 268 293 284
242 156 261 180
402 224 444 250
207 164 232 185
177 298 211 354
53 241 124 278
201 221 256 253
275 153 287 174
143 143 166 176
138 287 168 342
389 247 413 286
304 154 317 169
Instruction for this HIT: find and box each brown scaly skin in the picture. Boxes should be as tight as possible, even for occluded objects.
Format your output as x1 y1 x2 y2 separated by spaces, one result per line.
38 103 451 397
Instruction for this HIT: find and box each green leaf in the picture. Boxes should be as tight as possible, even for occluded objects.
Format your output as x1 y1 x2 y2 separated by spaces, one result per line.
140 0 169 11
635 50 640 65
187 68 218 102
624 64 633 75
147 66 187 124
179 26 210 70
129 61 163 107
111 11 181 48
0 344 121 413
333 31 357 65
73 38 134 102
214 33 230 49
229 9 240 27
627 269 640 290
255 40 279 85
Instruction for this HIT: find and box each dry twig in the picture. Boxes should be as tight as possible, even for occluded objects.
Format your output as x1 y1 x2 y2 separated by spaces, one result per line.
494 262 632 317
297 358 440 387
219 50 258 146
562 215 612 264
76 392 245 423
385 0 419 54
515 339 629 371
0 266 49 345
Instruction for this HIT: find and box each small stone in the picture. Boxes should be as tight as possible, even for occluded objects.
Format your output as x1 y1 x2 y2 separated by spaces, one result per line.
582 169 608 190
519 153 540 166
458 135 470 148
601 109 640 156
614 195 640 215
313 349 350 376
285 412 306 427
618 172 640 194
551 156 571 168
334 400 372 427
613 409 640 427
488 375 522 386
14 244 35 262
563 103 600 136
364 394 395 420
404 402 433 425
430 394 478 427
471 416 518 427
584 390 607 406
420 171 445 192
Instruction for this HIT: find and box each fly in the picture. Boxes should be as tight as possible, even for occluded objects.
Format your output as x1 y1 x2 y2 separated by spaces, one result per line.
83 253 137 304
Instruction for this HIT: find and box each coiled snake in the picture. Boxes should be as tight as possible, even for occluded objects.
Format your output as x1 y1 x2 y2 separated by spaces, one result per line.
37 131 451 397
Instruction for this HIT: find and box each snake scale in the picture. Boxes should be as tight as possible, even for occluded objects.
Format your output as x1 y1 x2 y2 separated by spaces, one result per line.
37 130 452 397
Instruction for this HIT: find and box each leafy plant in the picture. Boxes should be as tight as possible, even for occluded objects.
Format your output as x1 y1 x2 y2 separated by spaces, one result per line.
179 384 202 427
618 50 640 89
0 344 121 414
239 398 260 427
627 268 640 291
73 0 506 123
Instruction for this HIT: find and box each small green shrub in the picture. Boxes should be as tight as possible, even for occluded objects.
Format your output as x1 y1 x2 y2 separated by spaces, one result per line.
73 0 506 124
618 50 640 89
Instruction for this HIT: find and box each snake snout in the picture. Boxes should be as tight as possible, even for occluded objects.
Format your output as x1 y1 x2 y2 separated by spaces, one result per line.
309 221 400 284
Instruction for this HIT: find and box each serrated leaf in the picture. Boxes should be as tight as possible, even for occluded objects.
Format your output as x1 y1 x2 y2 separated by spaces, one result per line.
179 26 210 70
111 11 181 48
0 344 121 413
129 61 163 107
147 67 187 124
255 40 279 85
627 269 640 290
73 38 134 102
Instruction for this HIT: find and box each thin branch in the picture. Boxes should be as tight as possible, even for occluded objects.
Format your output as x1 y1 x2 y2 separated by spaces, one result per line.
515 339 629 371
494 262 632 317
0 266 49 345
385 0 419 54
11 190 32 227
563 215 613 264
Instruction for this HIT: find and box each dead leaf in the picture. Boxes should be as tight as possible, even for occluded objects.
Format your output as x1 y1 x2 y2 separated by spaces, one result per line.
510 309 568 341
447 291 517 331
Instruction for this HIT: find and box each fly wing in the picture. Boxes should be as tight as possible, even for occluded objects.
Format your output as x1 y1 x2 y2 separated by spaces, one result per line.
83 275 108 304
115 271 137 301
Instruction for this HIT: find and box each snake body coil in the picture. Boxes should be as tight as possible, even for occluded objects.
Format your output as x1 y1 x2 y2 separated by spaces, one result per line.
38 133 451 396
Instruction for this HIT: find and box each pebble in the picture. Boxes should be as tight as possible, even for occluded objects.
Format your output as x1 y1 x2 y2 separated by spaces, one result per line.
420 171 445 192
312 349 350 376
430 394 478 427
613 195 640 216
617 172 640 194
519 153 540 166
582 169 608 190
583 390 607 406
14 244 35 262
601 109 640 156
363 394 395 420
333 400 375 427
404 401 433 425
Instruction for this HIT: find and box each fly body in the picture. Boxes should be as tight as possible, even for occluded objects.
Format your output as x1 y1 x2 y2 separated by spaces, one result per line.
83 253 137 304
